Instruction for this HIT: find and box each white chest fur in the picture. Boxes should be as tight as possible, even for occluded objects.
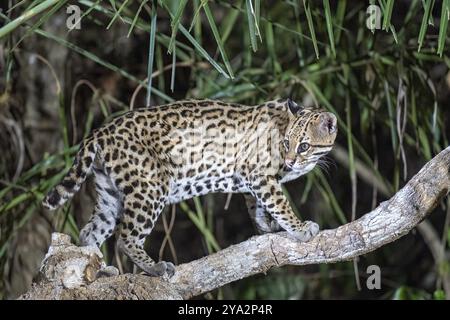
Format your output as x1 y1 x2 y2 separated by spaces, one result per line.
279 163 316 184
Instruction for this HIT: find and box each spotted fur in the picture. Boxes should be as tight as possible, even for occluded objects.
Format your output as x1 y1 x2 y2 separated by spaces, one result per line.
43 98 337 277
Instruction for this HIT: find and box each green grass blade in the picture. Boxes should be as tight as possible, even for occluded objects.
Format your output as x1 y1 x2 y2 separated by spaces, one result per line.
188 0 208 32
77 0 192 59
108 0 117 12
345 92 357 223
220 1 241 44
389 25 399 44
146 1 158 106
255 0 261 40
106 0 130 29
403 0 421 25
437 0 449 56
193 0 203 62
170 45 176 92
179 24 230 79
303 0 319 59
323 0 336 58
429 0 436 25
161 2 230 79
266 21 281 74
12 0 68 50
384 80 398 153
245 0 258 52
300 175 314 204
168 0 188 54
203 3 234 78
291 0 306 66
382 0 395 31
0 0 59 39
127 0 148 37
156 44 165 93
26 0 45 11
315 171 347 225
334 0 346 44
418 126 432 160
217 0 326 45
58 93 70 166
6 0 28 14
196 204 213 253
179 201 221 252
418 0 434 51
378 0 398 42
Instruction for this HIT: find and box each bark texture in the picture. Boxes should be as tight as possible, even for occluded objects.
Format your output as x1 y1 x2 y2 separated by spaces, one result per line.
20 146 450 300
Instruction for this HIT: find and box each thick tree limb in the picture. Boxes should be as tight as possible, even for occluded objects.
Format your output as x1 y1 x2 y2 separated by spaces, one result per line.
332 144 450 299
20 146 450 300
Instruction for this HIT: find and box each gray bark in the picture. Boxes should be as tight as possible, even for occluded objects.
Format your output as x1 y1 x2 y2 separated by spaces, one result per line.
19 146 450 300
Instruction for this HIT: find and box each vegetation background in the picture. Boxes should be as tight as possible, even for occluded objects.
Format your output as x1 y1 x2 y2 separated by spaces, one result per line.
0 0 449 300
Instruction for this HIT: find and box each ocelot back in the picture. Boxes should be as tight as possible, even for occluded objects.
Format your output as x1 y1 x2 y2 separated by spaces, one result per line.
43 98 337 277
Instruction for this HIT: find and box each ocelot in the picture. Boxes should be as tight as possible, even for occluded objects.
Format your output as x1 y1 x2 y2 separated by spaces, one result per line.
43 98 337 277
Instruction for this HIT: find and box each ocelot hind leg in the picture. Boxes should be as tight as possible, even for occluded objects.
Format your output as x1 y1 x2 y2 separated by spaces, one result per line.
79 167 123 247
117 179 174 277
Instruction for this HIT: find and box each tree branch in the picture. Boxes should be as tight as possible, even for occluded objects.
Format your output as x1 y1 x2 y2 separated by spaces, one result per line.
20 146 450 300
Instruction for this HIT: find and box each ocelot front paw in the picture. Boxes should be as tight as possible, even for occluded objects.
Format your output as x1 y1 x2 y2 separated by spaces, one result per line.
143 261 176 277
290 221 320 242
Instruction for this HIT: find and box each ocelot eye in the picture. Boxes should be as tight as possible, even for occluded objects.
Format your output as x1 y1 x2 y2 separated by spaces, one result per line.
283 139 290 151
297 143 310 153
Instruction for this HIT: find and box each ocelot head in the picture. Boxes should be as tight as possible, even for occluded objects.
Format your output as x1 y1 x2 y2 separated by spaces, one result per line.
282 99 337 172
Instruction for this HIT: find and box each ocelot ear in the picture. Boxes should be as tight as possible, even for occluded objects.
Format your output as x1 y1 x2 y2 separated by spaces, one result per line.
287 98 303 115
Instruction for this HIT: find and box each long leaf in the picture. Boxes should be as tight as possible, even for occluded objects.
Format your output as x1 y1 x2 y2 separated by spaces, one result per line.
168 0 188 54
246 0 258 52
418 0 434 52
170 45 176 92
161 2 231 79
146 1 158 106
203 3 234 78
220 0 241 44
127 0 148 37
437 0 449 56
188 0 209 32
334 0 346 44
303 0 319 59
323 0 336 58
13 0 68 50
106 0 130 29
0 0 60 39
382 0 395 31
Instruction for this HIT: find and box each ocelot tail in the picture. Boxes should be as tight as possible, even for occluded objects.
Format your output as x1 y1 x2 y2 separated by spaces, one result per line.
43 98 337 277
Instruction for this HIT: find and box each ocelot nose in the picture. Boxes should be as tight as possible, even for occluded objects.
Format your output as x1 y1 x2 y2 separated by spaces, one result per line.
320 112 337 135
285 158 295 168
